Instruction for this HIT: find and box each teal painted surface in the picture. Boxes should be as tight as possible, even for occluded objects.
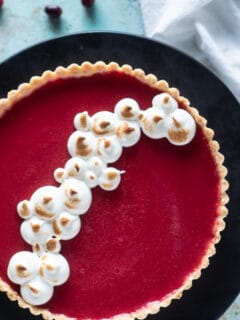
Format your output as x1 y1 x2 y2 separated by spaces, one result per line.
0 1 238 319
220 296 240 320
0 0 144 62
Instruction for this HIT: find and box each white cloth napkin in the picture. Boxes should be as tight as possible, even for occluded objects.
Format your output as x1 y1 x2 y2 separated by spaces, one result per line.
140 0 240 102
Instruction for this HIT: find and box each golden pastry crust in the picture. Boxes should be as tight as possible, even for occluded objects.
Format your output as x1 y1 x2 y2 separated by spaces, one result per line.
0 61 229 320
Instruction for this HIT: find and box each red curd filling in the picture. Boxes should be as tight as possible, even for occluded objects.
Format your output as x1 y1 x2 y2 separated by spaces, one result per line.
0 72 220 319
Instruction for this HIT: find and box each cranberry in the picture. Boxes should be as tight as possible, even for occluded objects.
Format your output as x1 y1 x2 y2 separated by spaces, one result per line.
0 0 3 7
44 5 62 17
81 0 94 7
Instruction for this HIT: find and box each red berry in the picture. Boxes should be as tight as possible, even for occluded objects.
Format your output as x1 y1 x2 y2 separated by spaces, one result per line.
81 0 94 7
0 0 3 7
44 5 62 17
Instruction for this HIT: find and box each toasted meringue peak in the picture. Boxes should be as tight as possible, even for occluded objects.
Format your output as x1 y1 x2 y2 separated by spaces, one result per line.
17 200 33 219
166 109 196 146
31 186 64 221
61 178 92 215
97 136 122 163
74 111 91 131
32 243 45 256
114 98 140 120
139 107 165 139
84 170 98 188
152 93 178 114
99 167 123 191
53 168 67 184
53 212 81 240
67 131 96 159
7 251 40 285
116 120 141 147
91 111 117 136
45 236 61 253
87 156 106 176
64 157 87 180
20 217 53 246
20 275 54 306
40 253 70 286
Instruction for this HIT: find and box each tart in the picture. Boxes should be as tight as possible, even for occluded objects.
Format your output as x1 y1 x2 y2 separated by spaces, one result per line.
0 61 228 320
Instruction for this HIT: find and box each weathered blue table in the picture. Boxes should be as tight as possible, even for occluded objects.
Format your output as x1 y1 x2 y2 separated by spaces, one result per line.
0 1 239 319
0 0 144 62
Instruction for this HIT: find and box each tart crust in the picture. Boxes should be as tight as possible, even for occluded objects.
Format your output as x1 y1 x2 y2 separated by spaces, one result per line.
0 61 229 320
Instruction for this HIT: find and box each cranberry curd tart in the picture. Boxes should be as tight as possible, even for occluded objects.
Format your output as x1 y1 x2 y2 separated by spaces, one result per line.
0 61 229 320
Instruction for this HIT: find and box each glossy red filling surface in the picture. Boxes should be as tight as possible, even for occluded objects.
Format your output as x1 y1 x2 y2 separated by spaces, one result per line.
0 72 220 320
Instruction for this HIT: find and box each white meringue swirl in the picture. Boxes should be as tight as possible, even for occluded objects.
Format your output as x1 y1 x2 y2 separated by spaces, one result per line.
61 178 92 215
91 111 117 136
96 136 122 163
116 121 141 147
139 107 165 139
40 253 70 286
20 217 53 246
67 131 96 159
114 98 140 120
21 275 54 306
7 252 40 285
